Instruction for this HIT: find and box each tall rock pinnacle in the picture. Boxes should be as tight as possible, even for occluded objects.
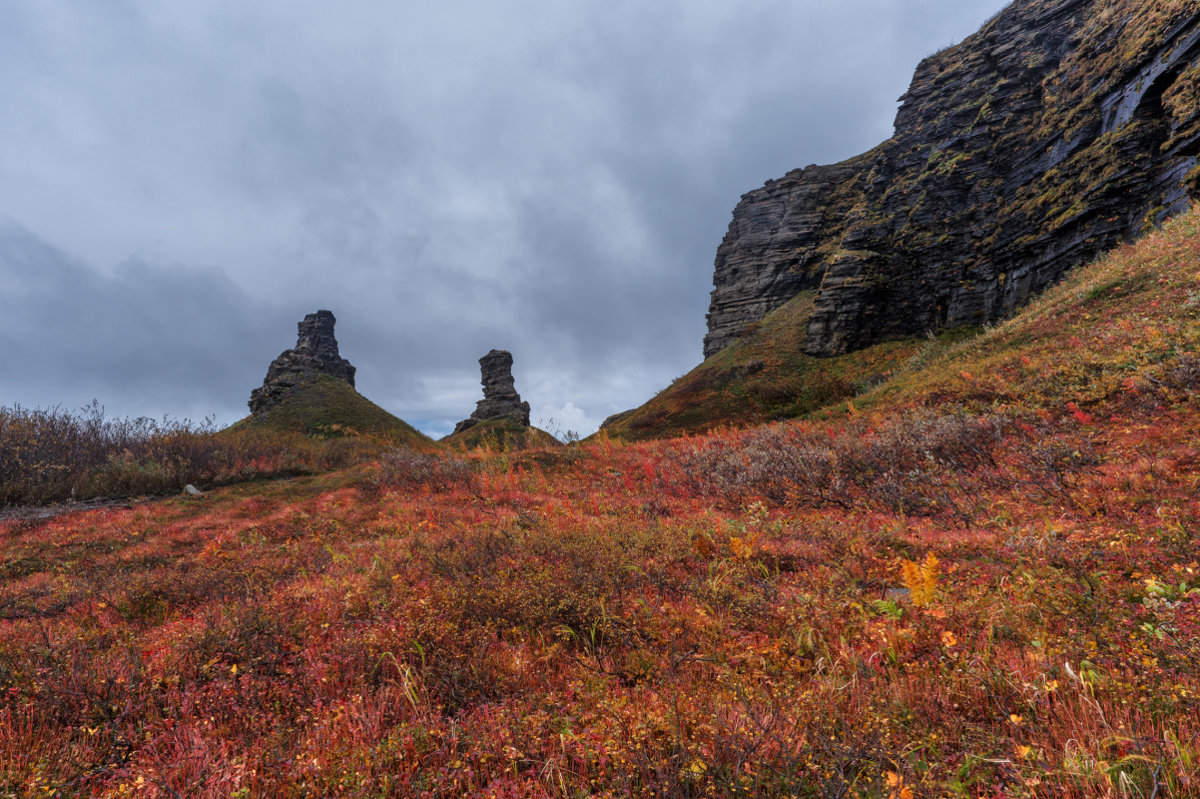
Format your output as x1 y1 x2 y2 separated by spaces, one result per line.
249 310 357 414
453 349 531 434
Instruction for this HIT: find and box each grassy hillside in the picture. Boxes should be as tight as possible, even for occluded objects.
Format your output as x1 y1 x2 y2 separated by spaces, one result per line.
230 375 432 449
2 213 1199 797
853 209 1200 418
604 291 980 440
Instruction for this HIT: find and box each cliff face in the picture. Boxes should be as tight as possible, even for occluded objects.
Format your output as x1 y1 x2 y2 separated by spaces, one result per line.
704 0 1200 359
703 154 877 356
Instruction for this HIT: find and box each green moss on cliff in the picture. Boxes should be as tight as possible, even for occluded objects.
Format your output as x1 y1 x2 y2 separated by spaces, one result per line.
861 206 1200 413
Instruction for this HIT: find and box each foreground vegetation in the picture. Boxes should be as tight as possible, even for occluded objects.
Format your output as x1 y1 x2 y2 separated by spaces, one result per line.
3 212 1200 796
0 404 362 508
0 379 431 508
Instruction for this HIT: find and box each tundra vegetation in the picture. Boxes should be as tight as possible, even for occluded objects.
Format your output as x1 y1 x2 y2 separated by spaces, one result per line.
3 211 1200 796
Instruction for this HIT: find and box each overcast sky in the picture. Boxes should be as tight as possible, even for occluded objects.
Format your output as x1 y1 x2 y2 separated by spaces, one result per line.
1 0 1009 437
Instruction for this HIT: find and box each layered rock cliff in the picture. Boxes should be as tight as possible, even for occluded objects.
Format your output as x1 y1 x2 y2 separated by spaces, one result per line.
249 310 357 414
704 0 1200 359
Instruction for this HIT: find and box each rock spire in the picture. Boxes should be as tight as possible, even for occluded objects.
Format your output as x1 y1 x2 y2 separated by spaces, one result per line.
453 349 531 434
249 310 356 414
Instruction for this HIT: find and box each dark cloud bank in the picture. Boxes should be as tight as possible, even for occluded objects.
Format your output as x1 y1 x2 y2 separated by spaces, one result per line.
0 0 1009 436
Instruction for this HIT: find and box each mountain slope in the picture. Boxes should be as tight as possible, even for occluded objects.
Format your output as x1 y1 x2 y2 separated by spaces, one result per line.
607 205 1200 438
602 291 977 440
861 203 1200 416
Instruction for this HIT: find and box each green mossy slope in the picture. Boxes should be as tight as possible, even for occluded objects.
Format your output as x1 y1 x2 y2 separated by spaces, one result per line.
857 206 1200 416
229 375 432 449
603 291 977 440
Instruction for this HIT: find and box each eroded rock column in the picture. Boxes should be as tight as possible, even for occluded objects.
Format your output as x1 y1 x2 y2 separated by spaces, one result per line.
453 349 531 433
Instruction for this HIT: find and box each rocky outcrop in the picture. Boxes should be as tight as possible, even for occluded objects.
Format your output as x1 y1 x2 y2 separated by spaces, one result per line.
249 310 356 414
705 0 1200 359
453 349 531 434
703 155 877 357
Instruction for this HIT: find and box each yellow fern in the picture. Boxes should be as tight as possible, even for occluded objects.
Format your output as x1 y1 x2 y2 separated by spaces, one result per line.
901 553 940 607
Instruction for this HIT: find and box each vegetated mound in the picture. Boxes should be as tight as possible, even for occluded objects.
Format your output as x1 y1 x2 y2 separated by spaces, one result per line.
442 416 561 451
705 0 1200 360
229 375 432 449
606 204 1200 439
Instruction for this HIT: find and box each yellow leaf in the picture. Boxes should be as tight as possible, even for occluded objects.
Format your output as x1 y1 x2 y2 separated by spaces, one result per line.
885 772 913 799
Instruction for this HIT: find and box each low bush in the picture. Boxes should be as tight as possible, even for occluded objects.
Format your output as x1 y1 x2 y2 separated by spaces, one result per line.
670 410 1010 520
373 450 477 493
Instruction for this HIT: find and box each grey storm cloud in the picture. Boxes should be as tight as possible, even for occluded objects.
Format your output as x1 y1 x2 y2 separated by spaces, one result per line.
0 0 1010 436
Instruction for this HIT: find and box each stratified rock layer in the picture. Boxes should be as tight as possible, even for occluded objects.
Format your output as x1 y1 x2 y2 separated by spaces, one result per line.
249 311 357 414
453 350 531 434
704 0 1200 359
